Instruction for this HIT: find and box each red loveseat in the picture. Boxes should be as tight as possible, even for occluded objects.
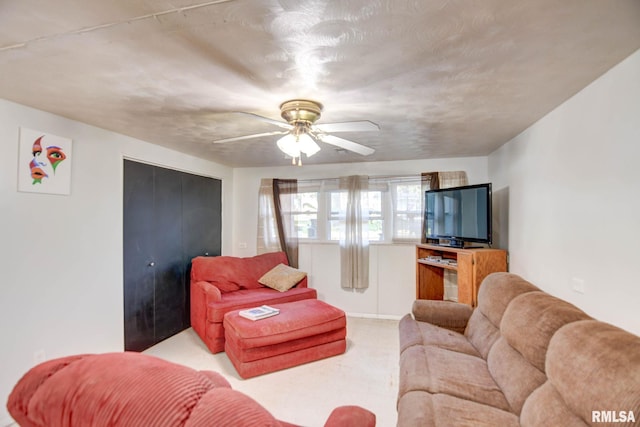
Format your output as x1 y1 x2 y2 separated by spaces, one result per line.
7 352 376 427
190 251 317 353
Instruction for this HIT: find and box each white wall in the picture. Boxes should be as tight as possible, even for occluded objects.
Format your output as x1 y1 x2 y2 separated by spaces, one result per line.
0 99 234 425
232 158 489 318
489 48 640 336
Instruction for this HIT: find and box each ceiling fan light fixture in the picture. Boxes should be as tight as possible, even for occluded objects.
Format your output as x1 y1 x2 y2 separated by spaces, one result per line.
276 133 300 158
214 98 377 164
276 131 321 165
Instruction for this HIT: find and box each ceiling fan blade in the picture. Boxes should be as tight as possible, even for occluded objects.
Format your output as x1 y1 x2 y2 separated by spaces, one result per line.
313 120 380 133
316 134 375 156
237 112 293 130
213 130 288 144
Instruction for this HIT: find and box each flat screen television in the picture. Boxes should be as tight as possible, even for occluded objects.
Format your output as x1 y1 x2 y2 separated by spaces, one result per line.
424 183 492 247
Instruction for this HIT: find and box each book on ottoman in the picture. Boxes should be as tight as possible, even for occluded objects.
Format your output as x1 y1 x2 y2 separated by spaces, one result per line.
239 305 280 321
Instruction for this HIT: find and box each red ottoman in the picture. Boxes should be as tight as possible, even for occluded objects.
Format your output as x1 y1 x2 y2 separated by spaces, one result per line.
223 299 347 378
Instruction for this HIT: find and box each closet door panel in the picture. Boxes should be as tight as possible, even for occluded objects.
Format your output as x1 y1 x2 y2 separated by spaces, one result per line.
181 173 222 327
123 161 156 352
182 173 222 259
153 167 187 342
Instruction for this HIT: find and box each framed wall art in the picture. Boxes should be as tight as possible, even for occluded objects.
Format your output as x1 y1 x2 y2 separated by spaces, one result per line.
17 127 73 195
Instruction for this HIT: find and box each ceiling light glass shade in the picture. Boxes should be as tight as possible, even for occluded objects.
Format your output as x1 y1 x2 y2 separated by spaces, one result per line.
277 134 300 158
276 132 321 158
297 133 321 157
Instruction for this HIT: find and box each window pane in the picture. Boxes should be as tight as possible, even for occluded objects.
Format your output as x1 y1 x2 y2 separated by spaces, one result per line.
292 192 318 239
393 183 422 240
330 219 342 241
294 213 317 239
394 213 422 239
329 191 346 219
329 190 384 241
293 192 318 212
395 184 421 211
368 219 383 241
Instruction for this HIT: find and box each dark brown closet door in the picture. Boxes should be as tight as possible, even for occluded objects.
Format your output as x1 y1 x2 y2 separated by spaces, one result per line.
123 160 221 351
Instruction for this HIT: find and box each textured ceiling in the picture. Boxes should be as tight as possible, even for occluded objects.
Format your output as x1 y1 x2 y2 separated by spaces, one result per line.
1 0 639 167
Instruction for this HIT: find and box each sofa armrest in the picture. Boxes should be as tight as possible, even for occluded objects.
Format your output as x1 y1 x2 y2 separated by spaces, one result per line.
190 280 222 340
412 300 473 333
324 406 376 427
295 276 308 288
195 280 222 303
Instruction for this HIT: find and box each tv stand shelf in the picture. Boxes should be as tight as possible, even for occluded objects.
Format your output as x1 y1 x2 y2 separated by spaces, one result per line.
416 244 507 306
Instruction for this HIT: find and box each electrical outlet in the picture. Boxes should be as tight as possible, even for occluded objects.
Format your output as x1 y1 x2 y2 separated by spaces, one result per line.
238 242 247 249
571 277 585 294
34 349 46 364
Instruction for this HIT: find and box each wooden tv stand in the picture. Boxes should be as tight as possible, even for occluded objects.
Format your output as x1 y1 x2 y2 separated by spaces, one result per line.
416 243 507 306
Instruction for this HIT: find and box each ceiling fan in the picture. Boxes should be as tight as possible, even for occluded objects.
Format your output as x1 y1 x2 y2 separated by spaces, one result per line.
213 99 378 165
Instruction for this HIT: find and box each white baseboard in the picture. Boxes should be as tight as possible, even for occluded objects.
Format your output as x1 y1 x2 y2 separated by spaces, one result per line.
346 312 403 321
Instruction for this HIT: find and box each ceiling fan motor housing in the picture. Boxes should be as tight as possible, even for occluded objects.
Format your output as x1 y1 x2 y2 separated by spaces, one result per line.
280 99 323 125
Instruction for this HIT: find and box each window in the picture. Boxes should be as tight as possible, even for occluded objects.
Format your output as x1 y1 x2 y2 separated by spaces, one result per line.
290 175 423 244
391 181 423 241
329 190 384 241
291 191 318 239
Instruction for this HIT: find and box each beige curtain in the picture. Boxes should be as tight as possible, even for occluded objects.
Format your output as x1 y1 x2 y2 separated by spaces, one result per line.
439 171 468 189
339 175 369 289
257 178 282 254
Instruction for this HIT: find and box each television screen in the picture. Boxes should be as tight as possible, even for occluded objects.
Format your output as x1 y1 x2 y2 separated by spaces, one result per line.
424 183 492 246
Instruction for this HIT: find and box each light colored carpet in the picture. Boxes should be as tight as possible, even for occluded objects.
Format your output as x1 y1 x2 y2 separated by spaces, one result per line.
143 316 400 427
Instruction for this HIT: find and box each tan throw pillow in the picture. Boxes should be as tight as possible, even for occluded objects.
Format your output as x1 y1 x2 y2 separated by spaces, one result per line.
258 263 307 292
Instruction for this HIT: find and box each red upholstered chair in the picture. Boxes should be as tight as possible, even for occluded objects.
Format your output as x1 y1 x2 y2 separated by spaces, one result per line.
190 252 317 353
7 352 376 427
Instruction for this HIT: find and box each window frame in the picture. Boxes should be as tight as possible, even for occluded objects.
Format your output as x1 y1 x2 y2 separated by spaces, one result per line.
292 176 423 244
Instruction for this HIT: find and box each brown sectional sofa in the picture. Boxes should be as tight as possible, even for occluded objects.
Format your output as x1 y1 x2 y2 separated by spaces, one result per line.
398 272 640 426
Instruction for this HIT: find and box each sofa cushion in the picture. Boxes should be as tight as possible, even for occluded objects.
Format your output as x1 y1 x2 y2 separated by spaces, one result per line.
520 382 588 427
226 327 346 363
206 287 317 322
186 387 282 427
487 292 592 414
399 314 480 357
191 252 290 291
462 309 500 360
399 345 511 411
259 263 307 292
475 273 541 328
224 299 346 349
500 292 592 373
521 320 640 426
397 390 519 427
206 280 239 294
486 337 547 415
465 273 540 358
